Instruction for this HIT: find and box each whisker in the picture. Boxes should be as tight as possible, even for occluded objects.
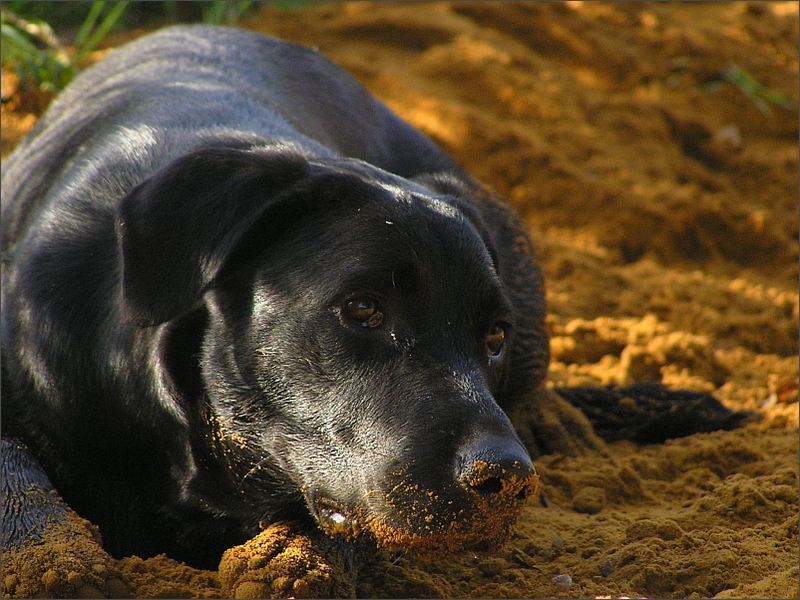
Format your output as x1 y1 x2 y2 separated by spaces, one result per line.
240 457 271 483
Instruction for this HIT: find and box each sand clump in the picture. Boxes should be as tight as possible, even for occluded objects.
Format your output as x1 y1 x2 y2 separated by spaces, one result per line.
218 523 352 599
1 2 797 598
2 510 221 599
1 515 132 599
117 556 221 599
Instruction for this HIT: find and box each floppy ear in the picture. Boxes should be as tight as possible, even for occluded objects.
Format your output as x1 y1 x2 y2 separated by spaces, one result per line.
414 171 550 400
117 146 309 326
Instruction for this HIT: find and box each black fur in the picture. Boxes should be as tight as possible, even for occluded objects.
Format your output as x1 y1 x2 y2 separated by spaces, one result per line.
556 384 751 444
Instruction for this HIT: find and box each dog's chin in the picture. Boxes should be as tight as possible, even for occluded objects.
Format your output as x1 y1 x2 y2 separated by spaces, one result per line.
310 470 540 555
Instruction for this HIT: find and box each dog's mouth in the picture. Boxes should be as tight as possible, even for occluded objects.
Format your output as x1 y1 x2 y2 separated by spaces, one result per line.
311 466 539 554
314 497 361 541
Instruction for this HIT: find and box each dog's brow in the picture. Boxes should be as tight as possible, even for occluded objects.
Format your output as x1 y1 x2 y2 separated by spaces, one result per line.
414 194 462 221
375 179 463 222
333 269 395 298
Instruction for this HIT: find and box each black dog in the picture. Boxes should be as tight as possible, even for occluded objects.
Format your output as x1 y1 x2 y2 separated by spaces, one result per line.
1 25 744 576
1 26 551 568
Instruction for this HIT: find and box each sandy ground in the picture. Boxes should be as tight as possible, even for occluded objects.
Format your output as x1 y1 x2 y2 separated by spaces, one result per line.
2 2 797 598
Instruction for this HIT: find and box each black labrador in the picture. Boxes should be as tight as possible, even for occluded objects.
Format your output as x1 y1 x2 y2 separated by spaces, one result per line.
1 25 744 577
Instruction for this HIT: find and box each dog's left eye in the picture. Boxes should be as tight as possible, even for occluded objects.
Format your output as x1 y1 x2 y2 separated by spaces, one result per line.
345 297 384 328
485 323 507 357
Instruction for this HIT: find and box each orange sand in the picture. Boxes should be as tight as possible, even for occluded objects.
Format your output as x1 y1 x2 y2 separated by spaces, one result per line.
2 2 796 598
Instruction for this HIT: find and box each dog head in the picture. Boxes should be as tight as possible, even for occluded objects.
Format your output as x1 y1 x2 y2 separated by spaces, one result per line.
118 144 544 552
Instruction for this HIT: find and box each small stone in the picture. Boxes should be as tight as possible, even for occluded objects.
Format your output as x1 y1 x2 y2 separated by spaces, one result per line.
714 125 742 149
552 573 573 592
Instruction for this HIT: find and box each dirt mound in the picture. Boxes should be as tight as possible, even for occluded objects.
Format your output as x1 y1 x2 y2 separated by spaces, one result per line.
2 2 796 598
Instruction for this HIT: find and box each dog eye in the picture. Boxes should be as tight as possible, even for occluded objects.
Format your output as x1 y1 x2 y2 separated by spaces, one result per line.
345 298 384 328
485 323 506 357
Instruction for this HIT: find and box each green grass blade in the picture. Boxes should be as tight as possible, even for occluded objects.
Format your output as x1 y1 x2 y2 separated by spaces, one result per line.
1 22 41 59
162 0 178 21
202 1 228 25
724 63 793 115
75 0 129 62
234 1 254 22
74 1 105 49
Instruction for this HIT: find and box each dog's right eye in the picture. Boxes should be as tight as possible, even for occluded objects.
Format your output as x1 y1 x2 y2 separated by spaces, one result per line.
344 298 384 328
485 322 507 358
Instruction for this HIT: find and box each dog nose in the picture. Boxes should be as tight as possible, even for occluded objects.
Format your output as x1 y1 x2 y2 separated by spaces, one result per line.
457 435 535 501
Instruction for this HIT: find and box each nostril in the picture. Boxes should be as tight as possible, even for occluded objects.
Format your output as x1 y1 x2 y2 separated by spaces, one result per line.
459 458 535 501
456 435 535 501
462 464 532 501
471 476 504 496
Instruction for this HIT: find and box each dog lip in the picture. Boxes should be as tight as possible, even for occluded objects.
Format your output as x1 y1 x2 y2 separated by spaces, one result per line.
319 502 348 525
313 495 360 539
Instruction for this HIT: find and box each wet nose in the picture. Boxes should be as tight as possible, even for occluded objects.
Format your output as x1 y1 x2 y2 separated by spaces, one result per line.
457 435 535 501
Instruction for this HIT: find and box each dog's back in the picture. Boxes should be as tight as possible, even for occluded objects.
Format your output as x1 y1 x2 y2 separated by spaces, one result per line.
1 25 455 251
